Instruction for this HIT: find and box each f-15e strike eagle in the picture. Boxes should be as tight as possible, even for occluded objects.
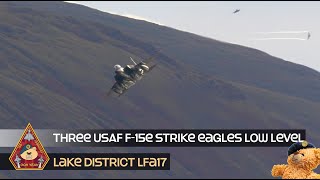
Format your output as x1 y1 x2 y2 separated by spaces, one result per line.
107 57 157 97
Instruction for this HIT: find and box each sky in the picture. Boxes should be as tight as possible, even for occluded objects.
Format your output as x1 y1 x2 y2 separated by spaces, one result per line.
67 1 320 71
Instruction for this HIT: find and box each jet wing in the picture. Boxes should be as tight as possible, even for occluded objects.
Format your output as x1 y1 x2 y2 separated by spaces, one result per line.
106 80 136 97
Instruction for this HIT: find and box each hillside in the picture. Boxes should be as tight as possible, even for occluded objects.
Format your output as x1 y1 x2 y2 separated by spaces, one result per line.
1 1 320 178
7 1 320 103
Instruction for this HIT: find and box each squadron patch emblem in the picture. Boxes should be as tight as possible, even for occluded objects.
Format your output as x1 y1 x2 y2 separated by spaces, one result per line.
9 123 49 170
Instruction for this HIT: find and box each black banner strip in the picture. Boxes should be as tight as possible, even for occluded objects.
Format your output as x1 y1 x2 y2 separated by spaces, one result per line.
0 153 170 170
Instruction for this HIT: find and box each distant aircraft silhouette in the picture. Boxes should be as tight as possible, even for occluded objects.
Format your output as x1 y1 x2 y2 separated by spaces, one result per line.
233 9 240 14
307 32 311 40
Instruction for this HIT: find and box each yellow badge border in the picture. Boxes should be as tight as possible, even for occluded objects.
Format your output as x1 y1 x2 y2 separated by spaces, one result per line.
9 123 50 170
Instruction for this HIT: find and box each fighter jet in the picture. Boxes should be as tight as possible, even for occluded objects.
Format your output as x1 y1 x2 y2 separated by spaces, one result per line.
24 130 34 142
233 9 240 14
38 156 44 168
14 155 21 168
307 32 311 40
107 57 157 97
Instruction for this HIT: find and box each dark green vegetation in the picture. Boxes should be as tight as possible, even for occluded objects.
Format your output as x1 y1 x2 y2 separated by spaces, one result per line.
1 1 320 178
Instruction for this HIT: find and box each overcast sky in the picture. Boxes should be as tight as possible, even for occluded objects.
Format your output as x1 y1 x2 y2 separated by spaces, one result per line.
68 1 320 71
